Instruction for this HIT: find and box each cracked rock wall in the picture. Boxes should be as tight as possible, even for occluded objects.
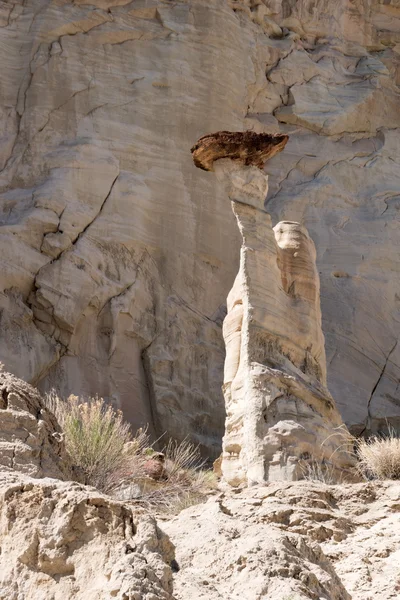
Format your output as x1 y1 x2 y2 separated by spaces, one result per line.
0 0 399 451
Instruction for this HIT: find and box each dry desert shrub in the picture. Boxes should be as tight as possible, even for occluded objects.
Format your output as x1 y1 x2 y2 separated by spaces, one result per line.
300 424 359 484
357 428 400 480
46 392 132 489
137 438 218 514
45 391 216 512
109 436 217 514
318 423 400 482
299 458 342 485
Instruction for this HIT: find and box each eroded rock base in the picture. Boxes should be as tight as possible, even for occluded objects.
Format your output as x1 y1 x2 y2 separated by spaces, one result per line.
164 480 400 600
0 473 175 600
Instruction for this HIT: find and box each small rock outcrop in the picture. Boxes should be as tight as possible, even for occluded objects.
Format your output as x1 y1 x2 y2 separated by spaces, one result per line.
0 472 175 600
0 369 73 480
192 133 355 485
0 369 176 599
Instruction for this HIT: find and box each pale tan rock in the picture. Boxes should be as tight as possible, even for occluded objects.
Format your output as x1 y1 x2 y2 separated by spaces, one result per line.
0 0 252 453
276 76 400 135
207 157 355 485
0 369 73 480
0 367 176 599
164 480 400 600
251 5 283 37
265 125 400 435
254 0 400 48
268 49 326 87
0 366 398 600
0 0 399 450
0 472 176 600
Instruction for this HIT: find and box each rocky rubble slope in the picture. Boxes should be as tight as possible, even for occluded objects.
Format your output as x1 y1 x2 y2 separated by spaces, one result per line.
0 0 399 452
164 479 400 600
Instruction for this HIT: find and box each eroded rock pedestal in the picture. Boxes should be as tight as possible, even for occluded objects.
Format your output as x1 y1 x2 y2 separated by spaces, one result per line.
192 133 355 485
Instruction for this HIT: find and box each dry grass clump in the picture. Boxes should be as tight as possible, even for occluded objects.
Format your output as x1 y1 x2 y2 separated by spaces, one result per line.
108 436 217 514
357 428 400 480
45 391 216 513
137 438 218 514
299 459 342 485
315 424 400 482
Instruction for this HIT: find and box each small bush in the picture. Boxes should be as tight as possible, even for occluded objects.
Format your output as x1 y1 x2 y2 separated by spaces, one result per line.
46 392 132 489
318 424 400 482
45 391 216 512
357 428 400 480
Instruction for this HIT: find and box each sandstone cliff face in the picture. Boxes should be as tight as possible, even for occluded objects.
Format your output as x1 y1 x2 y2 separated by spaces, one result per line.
0 0 399 448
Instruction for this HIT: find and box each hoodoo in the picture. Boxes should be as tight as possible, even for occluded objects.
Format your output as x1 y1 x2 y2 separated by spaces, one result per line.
191 131 355 485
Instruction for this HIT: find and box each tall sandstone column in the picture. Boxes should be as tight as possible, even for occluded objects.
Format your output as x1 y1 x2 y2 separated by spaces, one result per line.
191 132 355 485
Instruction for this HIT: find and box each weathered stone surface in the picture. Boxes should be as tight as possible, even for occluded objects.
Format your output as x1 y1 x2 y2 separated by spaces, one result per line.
0 369 73 480
201 157 354 485
0 0 252 454
0 472 175 600
0 0 399 449
267 126 400 436
164 479 400 600
0 368 175 600
0 367 397 600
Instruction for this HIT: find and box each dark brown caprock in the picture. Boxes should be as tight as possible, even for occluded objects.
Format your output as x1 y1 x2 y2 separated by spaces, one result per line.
190 130 289 171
